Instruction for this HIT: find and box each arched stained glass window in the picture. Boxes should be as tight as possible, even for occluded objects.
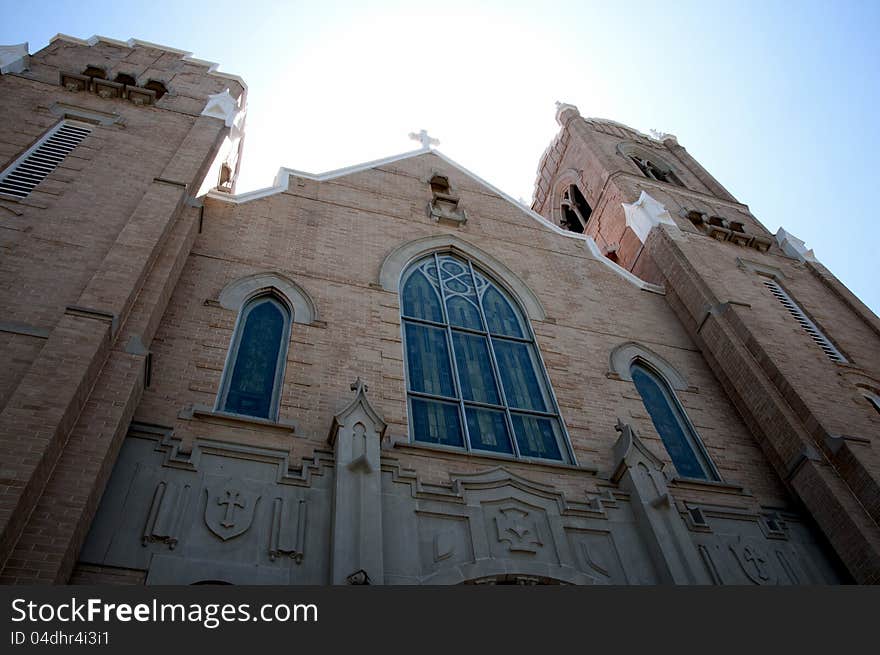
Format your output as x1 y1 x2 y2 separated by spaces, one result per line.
630 361 718 481
400 253 571 462
217 294 291 420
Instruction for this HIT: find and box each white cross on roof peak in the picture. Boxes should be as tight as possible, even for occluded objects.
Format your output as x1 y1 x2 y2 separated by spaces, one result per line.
408 129 439 150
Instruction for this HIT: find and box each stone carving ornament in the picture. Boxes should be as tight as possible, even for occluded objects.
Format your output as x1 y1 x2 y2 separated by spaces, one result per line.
204 477 261 541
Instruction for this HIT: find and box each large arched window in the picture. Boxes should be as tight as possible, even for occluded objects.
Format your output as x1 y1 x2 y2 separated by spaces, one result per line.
629 361 718 481
400 252 571 462
216 293 291 420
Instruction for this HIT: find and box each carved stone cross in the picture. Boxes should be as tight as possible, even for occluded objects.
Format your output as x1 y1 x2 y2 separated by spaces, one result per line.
408 129 439 149
495 507 542 554
218 489 246 528
742 545 769 581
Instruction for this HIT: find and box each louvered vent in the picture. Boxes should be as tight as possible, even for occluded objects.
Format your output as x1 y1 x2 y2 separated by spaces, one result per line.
0 121 92 199
762 277 847 363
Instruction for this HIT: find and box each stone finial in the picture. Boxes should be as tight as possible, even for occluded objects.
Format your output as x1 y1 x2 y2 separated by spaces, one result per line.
775 228 818 263
0 43 29 75
621 190 680 244
328 378 387 446
649 129 678 145
611 417 665 478
408 129 439 150
201 88 241 127
554 101 580 126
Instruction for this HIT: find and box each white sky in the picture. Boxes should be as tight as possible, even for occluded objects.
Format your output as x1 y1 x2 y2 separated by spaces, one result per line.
234 7 579 204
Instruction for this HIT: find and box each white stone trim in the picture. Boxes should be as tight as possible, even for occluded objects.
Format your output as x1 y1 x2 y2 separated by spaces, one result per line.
775 227 818 262
49 102 120 126
200 88 241 127
609 342 690 391
218 272 317 324
0 43 29 74
582 238 665 293
206 147 429 204
622 190 680 244
48 34 246 89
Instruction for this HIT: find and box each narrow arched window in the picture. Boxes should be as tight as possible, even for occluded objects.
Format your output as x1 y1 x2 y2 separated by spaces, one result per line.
630 361 718 480
400 252 571 462
217 294 291 420
560 184 592 233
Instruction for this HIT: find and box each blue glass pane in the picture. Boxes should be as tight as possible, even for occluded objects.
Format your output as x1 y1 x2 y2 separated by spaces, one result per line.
404 322 455 397
445 295 482 330
452 331 499 404
224 300 286 418
511 414 562 460
482 285 524 338
491 339 547 412
401 271 443 322
631 365 708 480
411 397 463 447
466 407 513 454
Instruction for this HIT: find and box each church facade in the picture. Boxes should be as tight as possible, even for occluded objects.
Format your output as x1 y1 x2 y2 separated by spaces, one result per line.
0 36 878 585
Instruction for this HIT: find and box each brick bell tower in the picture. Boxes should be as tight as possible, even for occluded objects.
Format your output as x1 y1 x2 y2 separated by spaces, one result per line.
533 103 880 583
0 35 246 583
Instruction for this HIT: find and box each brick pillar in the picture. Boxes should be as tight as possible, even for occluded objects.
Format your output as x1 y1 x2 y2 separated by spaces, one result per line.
0 115 227 583
647 226 880 583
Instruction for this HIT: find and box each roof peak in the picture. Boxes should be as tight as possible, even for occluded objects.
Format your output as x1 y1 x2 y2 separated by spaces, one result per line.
205 147 663 296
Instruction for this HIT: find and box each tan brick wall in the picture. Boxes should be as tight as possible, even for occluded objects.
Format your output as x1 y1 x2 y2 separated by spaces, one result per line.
0 38 240 583
134 151 790 515
2 39 874 583
533 111 880 580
